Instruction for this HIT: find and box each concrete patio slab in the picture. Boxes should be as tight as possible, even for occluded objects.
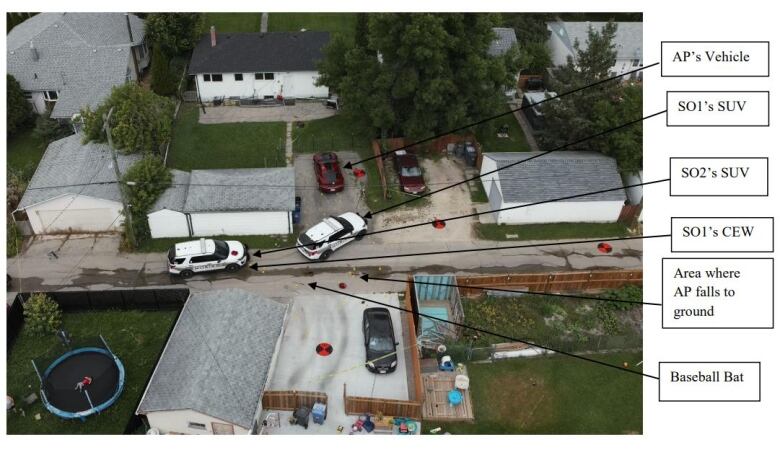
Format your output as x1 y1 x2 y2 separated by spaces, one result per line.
198 103 337 124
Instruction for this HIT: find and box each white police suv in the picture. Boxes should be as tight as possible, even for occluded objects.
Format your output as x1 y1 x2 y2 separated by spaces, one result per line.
167 238 248 278
296 212 367 261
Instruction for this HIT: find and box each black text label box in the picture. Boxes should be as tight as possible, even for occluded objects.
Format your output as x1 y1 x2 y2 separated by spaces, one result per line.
659 362 761 402
667 91 769 126
661 41 770 77
670 157 769 196
671 217 774 252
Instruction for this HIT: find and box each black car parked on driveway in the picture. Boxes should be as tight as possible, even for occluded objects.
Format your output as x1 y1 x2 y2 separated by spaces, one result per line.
362 308 399 374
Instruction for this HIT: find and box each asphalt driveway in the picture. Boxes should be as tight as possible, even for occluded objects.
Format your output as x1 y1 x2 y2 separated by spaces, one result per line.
293 152 370 229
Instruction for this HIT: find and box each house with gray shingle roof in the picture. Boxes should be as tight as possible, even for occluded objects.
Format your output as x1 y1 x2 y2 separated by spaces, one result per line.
7 13 149 120
12 134 141 234
547 21 643 80
479 151 627 225
136 288 289 435
488 27 518 57
147 168 295 238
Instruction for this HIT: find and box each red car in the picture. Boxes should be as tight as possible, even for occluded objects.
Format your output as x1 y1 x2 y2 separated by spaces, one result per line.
393 150 426 194
313 152 345 193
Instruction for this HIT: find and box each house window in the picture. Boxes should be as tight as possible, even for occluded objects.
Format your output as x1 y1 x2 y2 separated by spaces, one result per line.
204 74 211 82
254 73 263 80
211 74 223 82
187 422 207 431
234 73 243 81
264 72 274 80
631 59 640 67
43 91 58 101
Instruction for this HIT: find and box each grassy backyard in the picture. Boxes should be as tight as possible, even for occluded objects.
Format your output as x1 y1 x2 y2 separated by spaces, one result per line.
204 13 262 32
137 233 296 253
428 351 643 434
167 104 287 170
7 309 178 434
476 111 531 153
475 221 629 241
268 13 357 42
7 128 47 177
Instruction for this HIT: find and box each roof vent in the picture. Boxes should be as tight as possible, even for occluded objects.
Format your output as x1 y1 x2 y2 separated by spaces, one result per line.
210 25 217 47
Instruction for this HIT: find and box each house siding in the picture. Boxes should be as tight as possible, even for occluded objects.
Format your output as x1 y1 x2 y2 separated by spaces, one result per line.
148 209 190 238
195 70 327 102
496 200 624 225
144 409 249 435
25 194 124 234
190 211 291 236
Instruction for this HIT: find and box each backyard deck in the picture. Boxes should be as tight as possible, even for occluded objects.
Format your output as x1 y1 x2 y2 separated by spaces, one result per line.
421 370 474 422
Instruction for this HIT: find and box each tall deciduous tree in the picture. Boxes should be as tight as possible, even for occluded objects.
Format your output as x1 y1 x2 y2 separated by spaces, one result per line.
539 22 643 172
144 13 205 56
7 74 32 137
318 13 518 140
80 83 175 154
151 46 178 97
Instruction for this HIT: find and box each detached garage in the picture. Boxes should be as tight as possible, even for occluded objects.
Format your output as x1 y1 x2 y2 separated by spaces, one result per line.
14 134 140 235
480 151 627 225
148 167 295 238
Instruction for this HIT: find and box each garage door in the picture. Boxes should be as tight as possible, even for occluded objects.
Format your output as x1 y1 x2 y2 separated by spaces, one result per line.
34 208 121 234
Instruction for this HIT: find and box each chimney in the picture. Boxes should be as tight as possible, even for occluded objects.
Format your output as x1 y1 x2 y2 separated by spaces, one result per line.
210 26 217 47
30 41 39 61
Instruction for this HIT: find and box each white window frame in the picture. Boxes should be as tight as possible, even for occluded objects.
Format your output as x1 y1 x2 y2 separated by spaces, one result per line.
43 90 58 101
187 421 207 431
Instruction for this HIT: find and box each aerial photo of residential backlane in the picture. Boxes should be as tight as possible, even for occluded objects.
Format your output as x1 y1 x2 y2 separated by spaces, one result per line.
5 11 647 435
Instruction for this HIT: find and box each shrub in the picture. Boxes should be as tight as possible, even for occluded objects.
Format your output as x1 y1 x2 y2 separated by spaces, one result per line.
23 293 62 335
34 109 71 142
151 47 178 97
122 154 172 247
7 74 33 137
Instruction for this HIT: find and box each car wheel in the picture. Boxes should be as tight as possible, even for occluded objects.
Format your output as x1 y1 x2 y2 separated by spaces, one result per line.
356 230 367 240
225 263 240 273
318 250 332 261
180 269 195 279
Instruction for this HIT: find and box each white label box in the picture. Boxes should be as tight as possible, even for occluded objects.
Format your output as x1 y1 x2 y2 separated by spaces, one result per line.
661 41 770 77
667 91 769 126
659 362 761 402
671 217 774 252
670 157 769 196
662 258 774 328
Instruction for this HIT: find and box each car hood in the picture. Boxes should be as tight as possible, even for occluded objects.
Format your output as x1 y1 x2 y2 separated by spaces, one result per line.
338 212 367 231
225 241 246 258
367 349 397 367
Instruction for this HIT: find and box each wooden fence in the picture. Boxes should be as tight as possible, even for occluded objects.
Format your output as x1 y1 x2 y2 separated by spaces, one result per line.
455 270 643 297
343 384 422 419
403 289 424 404
261 390 328 411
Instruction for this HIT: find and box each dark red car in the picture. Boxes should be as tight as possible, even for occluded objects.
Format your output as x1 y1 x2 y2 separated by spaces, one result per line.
393 150 426 194
313 152 345 193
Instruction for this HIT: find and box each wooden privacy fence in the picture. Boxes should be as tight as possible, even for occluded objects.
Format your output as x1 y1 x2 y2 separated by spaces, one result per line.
456 270 643 297
262 390 327 411
403 289 424 404
343 384 422 419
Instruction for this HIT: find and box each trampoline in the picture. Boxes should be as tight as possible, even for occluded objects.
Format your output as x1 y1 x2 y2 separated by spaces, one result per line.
32 335 125 420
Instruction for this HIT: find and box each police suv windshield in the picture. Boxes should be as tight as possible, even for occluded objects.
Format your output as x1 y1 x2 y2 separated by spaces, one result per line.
213 240 230 259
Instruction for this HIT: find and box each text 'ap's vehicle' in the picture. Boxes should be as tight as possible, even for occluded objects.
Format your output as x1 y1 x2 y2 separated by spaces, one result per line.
296 212 367 261
313 152 345 193
363 308 399 374
167 238 248 278
393 150 426 194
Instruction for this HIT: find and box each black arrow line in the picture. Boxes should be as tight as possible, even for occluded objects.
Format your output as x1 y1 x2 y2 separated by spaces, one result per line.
310 282 659 380
251 233 669 269
360 274 659 306
255 177 669 257
343 62 659 169
365 109 664 219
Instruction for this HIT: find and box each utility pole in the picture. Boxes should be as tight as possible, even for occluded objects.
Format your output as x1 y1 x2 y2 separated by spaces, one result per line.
103 107 136 248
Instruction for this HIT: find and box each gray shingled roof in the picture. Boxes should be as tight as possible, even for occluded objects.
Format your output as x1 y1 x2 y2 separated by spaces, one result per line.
17 134 141 210
484 151 626 203
182 168 295 212
488 27 518 57
189 31 330 74
548 21 642 60
136 289 288 430
7 13 144 118
150 170 191 212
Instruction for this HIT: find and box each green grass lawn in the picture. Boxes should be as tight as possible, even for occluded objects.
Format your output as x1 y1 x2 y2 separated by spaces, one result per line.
475 221 628 241
204 13 262 32
167 104 287 170
137 233 296 253
268 13 357 43
427 352 643 434
7 310 178 434
477 112 531 153
7 128 47 178
292 114 371 154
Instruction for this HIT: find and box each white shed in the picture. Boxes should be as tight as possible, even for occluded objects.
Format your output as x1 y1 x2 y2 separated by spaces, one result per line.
480 151 627 225
136 289 288 435
14 134 140 235
148 168 295 238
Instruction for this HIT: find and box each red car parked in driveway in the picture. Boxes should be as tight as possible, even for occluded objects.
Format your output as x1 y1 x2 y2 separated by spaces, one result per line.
393 150 426 194
313 152 345 193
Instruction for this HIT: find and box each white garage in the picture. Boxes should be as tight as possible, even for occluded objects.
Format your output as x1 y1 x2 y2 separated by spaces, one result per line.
480 151 627 225
14 134 140 235
148 168 295 238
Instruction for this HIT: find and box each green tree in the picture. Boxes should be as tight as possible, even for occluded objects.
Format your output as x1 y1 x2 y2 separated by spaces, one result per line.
81 83 175 154
144 13 205 56
151 47 178 97
517 41 552 73
122 154 172 244
33 108 71 142
501 13 554 44
7 74 32 137
23 293 62 335
318 13 518 141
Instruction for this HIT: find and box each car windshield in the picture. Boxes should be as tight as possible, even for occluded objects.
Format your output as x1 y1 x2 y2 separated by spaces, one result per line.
400 166 421 177
322 165 339 182
213 240 229 259
368 336 395 352
298 232 318 250
332 216 354 233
